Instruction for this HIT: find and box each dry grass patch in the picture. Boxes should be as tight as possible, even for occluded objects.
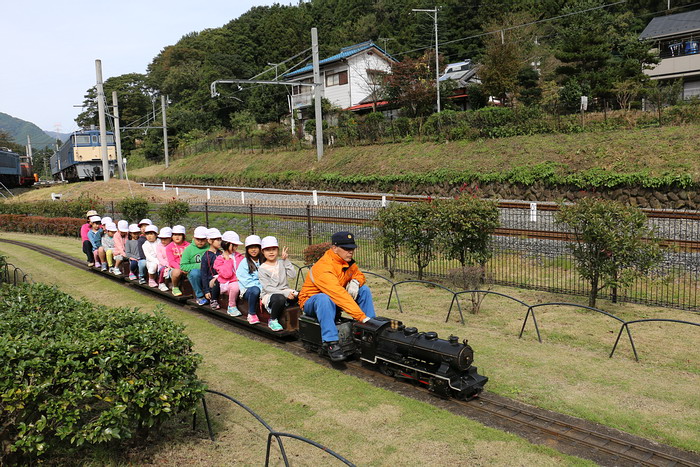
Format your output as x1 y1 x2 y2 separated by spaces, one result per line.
11 179 193 203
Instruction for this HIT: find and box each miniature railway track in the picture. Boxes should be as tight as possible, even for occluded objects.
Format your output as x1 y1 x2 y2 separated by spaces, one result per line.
3 238 700 466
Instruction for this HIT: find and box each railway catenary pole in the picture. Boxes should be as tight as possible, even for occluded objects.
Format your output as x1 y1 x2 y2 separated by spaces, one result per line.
161 95 169 169
95 59 110 182
311 27 324 162
112 92 125 179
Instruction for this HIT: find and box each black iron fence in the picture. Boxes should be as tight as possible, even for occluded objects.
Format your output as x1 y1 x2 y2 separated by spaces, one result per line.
105 198 700 312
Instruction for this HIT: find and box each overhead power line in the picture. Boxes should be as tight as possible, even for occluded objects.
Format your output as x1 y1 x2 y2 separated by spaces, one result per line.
394 0 627 57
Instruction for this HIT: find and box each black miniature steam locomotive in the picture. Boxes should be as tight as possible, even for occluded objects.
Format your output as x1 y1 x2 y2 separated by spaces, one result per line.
299 316 488 399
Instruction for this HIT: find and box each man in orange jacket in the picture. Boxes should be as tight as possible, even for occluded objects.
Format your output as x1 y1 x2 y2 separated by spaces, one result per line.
298 231 376 361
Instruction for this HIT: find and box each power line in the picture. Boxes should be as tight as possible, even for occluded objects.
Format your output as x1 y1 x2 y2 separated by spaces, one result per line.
394 0 628 57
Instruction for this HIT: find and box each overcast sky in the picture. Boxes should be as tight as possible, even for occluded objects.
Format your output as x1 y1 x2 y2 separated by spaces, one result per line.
1 0 281 133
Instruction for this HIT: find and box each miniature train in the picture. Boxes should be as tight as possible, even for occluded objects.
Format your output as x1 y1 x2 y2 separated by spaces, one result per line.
50 129 118 181
89 261 488 400
0 147 35 187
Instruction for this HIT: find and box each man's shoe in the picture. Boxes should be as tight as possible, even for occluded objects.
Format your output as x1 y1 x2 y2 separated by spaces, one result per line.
171 287 183 297
247 313 260 325
323 341 346 362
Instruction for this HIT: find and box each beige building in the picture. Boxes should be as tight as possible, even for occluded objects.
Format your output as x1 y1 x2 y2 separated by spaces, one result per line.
640 9 700 98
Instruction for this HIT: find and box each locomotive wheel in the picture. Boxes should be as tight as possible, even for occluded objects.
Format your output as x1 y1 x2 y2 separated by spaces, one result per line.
378 362 395 377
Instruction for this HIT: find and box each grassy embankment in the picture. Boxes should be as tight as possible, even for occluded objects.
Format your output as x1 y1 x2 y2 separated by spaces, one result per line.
1 231 698 462
131 123 700 190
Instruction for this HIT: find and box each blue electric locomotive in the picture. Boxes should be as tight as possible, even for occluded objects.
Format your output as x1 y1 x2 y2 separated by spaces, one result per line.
50 129 117 181
0 147 35 187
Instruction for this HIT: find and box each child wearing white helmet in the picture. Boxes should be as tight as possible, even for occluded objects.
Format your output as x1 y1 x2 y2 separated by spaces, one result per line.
102 223 121 274
156 227 173 292
214 231 245 316
111 220 130 275
179 226 210 302
200 228 223 309
258 236 297 331
236 235 264 324
81 210 99 266
167 225 190 297
88 215 107 271
142 225 161 287
125 224 146 281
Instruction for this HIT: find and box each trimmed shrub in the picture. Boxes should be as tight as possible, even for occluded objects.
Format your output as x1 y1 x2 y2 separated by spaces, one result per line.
157 200 190 227
0 283 205 463
303 242 331 265
116 197 150 223
0 214 83 237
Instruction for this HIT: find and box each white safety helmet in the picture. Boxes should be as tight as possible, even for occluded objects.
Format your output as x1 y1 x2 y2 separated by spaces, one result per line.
260 236 279 250
172 225 187 235
89 215 101 224
206 228 222 239
193 226 209 239
244 235 262 247
105 222 118 232
144 225 159 234
158 227 173 238
138 218 152 226
117 220 129 232
221 231 243 245
128 224 140 233
101 216 113 226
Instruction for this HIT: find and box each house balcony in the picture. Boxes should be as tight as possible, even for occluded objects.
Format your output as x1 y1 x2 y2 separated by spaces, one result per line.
645 53 700 80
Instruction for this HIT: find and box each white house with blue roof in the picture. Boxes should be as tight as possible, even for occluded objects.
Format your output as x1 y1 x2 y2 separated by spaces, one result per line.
284 41 397 118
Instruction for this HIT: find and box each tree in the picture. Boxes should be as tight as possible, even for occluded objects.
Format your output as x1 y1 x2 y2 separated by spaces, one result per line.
555 198 662 308
643 79 683 125
384 52 446 117
375 201 440 279
76 73 155 153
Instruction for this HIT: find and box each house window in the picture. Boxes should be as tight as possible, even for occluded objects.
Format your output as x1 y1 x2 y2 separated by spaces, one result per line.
366 69 385 85
326 70 348 87
292 78 312 95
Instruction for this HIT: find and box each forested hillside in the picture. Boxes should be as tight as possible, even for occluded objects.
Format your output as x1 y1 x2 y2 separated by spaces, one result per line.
0 112 56 149
75 0 700 162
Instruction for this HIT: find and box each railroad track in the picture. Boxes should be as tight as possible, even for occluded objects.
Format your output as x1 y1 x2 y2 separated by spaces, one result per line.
143 182 700 221
2 238 700 467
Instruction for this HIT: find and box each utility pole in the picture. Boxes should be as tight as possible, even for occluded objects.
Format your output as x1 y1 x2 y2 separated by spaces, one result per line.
311 27 324 161
161 95 169 168
95 59 110 182
112 91 125 179
412 8 441 113
26 135 33 164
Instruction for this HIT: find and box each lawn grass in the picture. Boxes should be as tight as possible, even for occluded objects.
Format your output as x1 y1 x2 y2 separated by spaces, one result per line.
1 232 699 458
131 122 700 182
0 233 592 466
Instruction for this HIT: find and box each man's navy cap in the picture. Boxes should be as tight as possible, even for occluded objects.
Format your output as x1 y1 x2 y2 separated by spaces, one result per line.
332 231 358 249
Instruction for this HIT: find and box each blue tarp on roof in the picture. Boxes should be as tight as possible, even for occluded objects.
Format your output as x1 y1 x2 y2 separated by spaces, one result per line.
283 41 396 78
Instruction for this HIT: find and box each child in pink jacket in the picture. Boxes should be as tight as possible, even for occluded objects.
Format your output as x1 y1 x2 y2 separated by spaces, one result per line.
157 227 173 291
214 231 245 316
166 225 190 297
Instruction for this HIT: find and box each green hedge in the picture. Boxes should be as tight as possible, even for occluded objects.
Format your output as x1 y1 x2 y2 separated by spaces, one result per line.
138 162 696 192
0 197 104 219
0 283 205 463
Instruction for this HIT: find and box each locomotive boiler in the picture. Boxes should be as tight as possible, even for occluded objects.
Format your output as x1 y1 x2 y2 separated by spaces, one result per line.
299 315 488 399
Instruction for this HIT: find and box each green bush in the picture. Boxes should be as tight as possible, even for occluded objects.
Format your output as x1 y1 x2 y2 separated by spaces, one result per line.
116 197 150 223
157 200 190 226
0 283 205 463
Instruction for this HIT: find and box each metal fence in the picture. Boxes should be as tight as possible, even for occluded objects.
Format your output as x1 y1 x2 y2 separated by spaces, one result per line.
104 198 700 312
